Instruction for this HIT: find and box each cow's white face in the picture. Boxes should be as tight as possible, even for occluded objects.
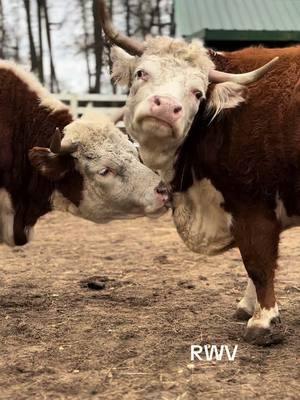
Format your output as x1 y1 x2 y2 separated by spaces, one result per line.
111 38 246 174
30 116 169 224
64 118 168 222
124 55 208 170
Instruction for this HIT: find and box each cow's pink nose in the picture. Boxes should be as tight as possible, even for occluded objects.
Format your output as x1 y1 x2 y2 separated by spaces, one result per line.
149 95 183 123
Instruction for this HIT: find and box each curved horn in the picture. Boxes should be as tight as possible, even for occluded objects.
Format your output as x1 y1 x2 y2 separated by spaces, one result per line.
98 0 145 56
50 128 78 154
209 57 279 85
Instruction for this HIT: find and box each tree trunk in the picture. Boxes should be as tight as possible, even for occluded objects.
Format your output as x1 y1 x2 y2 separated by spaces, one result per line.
0 0 5 58
170 1 176 37
108 0 116 93
125 0 130 36
155 0 162 34
23 0 38 72
41 0 59 92
92 0 103 93
37 0 44 83
79 0 92 92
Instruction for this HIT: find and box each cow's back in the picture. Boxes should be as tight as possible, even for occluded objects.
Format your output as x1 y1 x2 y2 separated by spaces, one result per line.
203 47 300 199
0 61 73 245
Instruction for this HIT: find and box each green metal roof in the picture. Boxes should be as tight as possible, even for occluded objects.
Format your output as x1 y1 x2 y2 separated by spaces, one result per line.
175 0 300 41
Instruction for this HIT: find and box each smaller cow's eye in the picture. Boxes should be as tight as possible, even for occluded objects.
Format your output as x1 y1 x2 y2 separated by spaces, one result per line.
193 90 203 100
99 167 111 177
135 69 147 80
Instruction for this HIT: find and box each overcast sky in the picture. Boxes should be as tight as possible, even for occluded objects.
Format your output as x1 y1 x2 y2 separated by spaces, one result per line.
4 0 112 93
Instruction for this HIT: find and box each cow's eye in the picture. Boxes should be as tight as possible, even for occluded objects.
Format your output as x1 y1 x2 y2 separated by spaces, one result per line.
193 90 203 100
99 167 112 177
135 69 147 80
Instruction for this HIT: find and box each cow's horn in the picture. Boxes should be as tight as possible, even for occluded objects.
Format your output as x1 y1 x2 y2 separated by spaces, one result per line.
209 57 279 85
50 128 78 154
98 0 145 56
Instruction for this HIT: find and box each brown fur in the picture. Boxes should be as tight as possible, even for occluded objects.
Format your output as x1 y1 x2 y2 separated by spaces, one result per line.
173 46 300 312
0 63 83 245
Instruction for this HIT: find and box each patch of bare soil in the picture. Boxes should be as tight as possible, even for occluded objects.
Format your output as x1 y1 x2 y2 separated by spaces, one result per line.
0 212 299 400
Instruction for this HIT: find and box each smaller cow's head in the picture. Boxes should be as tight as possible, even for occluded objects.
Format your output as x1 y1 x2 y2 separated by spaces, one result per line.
29 114 170 223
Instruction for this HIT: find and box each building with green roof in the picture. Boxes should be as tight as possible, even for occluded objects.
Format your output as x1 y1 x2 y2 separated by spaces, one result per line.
175 0 300 50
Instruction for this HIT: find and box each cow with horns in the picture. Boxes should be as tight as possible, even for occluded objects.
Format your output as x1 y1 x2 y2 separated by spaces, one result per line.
0 60 170 247
99 0 300 345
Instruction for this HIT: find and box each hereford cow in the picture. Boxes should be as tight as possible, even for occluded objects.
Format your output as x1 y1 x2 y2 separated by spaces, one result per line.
0 60 170 248
99 0 300 345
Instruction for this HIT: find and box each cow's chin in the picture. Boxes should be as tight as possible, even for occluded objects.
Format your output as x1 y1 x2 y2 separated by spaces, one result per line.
139 116 174 138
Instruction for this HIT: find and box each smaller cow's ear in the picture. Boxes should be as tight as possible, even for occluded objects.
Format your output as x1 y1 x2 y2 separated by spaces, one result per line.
111 46 137 86
206 82 247 119
29 147 74 181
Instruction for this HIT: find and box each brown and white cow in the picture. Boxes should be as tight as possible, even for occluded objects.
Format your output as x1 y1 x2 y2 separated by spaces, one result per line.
99 0 300 345
0 60 170 247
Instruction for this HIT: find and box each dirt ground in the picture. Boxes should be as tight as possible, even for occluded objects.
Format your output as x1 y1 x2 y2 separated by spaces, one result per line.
0 211 299 400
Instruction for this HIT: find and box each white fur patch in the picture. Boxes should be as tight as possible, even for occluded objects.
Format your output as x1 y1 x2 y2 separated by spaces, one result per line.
111 47 136 86
0 60 70 114
247 303 279 330
275 197 300 228
207 82 246 121
0 189 15 246
237 278 257 315
51 190 78 215
172 179 234 254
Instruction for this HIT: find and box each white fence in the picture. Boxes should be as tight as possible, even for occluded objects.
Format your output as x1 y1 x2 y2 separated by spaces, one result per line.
56 93 127 117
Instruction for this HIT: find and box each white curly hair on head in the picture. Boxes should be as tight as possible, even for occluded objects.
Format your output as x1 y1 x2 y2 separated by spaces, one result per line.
144 37 215 74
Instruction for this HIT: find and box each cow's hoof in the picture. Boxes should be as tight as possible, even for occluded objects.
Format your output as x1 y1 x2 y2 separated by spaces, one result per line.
234 307 252 321
244 318 284 346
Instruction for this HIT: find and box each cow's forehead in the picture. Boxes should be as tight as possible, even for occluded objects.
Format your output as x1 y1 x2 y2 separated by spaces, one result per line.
138 55 202 75
142 37 214 74
63 119 137 157
63 118 113 143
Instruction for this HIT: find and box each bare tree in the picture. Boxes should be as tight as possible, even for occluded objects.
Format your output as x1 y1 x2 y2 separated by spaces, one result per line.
92 0 104 93
37 0 44 83
41 0 59 91
0 0 5 58
108 0 116 93
123 0 131 36
23 0 38 73
79 0 93 91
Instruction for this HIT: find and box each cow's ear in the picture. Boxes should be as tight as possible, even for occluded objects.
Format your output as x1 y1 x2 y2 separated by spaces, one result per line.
206 82 247 118
111 46 137 86
29 147 74 181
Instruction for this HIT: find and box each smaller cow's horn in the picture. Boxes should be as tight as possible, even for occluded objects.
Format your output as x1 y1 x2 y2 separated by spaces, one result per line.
98 0 145 56
50 128 78 154
209 57 279 85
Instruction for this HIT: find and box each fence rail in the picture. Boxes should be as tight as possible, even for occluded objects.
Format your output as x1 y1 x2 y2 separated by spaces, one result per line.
55 93 127 117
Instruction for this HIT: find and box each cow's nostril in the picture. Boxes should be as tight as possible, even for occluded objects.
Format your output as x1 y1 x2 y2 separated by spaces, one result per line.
154 96 161 106
174 105 182 114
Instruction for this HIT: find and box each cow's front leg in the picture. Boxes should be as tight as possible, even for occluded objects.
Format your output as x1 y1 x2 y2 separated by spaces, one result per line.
234 278 257 320
232 207 283 345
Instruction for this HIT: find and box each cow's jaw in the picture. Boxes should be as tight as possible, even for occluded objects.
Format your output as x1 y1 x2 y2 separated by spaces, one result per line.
51 190 79 215
125 110 189 182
